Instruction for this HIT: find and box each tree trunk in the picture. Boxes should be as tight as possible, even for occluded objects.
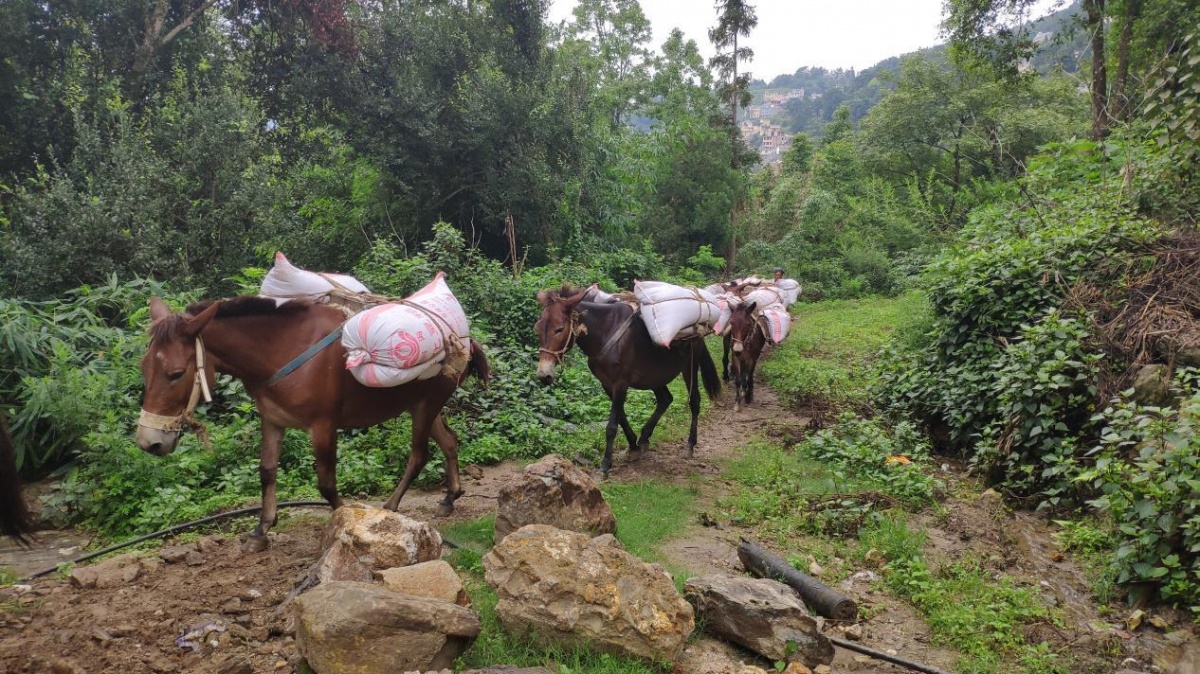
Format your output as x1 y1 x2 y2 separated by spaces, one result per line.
727 32 739 271
1084 0 1111 139
1112 0 1140 122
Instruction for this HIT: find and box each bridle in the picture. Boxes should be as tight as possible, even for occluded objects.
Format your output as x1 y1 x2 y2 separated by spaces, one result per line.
538 313 581 365
138 336 214 435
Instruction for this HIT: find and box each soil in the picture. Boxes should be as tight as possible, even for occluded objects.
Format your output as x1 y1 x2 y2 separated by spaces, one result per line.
0 378 1196 674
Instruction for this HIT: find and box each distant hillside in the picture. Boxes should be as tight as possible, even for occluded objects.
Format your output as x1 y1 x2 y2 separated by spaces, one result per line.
745 0 1084 140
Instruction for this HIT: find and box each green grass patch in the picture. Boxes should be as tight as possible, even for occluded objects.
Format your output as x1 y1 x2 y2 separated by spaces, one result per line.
601 481 696 562
859 518 1069 674
762 291 927 408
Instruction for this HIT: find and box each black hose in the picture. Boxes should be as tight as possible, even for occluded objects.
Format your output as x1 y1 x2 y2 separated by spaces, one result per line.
18 500 329 582
829 635 952 674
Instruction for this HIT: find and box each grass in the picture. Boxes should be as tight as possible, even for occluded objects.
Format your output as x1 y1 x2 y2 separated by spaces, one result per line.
761 290 927 408
441 480 697 673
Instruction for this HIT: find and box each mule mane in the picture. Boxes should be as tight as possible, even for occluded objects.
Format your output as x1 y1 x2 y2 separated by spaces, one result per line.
149 296 313 342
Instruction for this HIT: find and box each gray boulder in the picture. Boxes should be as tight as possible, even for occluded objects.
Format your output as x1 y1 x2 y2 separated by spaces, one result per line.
483 524 693 664
684 574 834 668
294 581 479 673
494 455 616 543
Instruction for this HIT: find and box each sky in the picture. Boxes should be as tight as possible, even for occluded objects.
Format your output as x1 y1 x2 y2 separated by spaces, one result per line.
547 0 1063 82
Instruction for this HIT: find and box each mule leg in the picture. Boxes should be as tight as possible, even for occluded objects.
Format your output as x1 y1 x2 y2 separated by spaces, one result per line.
430 414 464 517
312 423 342 510
383 404 433 511
686 354 702 456
746 352 758 404
604 386 639 453
245 421 284 553
733 357 744 412
602 388 629 478
637 385 673 452
722 335 731 381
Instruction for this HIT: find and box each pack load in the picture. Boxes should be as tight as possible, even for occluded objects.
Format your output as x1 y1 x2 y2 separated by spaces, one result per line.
259 252 370 303
713 292 742 336
773 279 802 305
758 304 793 344
633 281 720 347
341 273 470 388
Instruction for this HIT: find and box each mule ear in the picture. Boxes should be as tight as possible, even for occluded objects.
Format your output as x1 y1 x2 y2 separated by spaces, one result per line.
746 301 757 314
183 301 220 337
536 289 553 306
149 297 172 322
563 289 588 308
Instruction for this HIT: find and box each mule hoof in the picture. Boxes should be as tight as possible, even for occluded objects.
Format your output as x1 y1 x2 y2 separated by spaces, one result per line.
734 402 741 412
240 533 269 554
434 503 454 517
638 441 651 453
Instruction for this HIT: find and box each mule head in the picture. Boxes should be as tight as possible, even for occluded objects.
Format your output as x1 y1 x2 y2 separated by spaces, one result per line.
136 297 219 456
729 302 757 353
534 285 589 385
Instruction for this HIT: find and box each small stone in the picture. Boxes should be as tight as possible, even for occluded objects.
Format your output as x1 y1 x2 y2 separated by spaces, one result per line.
853 655 871 664
91 628 113 642
464 465 484 479
814 666 831 674
159 546 191 564
213 656 252 674
110 624 137 638
48 659 86 674
221 597 248 614
241 588 263 601
843 624 864 641
198 536 223 553
782 663 813 674
184 551 206 566
274 661 287 669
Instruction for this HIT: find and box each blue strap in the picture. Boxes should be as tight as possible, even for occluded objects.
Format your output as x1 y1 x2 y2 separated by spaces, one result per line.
265 326 344 387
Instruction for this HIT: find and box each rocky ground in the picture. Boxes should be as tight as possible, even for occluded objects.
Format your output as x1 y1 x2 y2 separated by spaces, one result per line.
0 382 1195 674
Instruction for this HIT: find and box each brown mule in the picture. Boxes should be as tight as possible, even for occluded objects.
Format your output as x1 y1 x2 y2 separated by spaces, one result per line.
136 295 489 550
724 302 767 412
535 286 721 477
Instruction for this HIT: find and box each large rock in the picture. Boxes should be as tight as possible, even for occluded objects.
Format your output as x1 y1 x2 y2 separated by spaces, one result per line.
379 560 469 606
69 554 141 589
313 505 443 583
684 574 834 668
295 581 479 674
494 455 616 543
483 524 693 664
1132 364 1173 406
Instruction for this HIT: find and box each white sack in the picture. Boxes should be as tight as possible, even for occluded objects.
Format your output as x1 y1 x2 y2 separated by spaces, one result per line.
773 279 802 305
260 252 370 302
341 272 469 387
633 281 720 347
759 304 793 344
342 303 447 387
713 292 742 336
582 286 619 304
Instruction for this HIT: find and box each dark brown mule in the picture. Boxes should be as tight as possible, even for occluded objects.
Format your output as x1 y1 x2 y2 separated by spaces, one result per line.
725 302 766 412
535 286 721 476
0 412 33 544
136 296 490 551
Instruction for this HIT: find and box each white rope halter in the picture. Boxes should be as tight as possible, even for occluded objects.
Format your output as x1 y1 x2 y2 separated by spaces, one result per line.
137 337 214 433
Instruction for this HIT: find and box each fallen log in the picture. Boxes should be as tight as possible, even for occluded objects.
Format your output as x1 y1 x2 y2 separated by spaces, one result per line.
737 538 858 621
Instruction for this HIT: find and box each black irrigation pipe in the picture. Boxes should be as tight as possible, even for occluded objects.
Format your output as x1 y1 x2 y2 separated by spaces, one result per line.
829 635 952 674
19 500 330 582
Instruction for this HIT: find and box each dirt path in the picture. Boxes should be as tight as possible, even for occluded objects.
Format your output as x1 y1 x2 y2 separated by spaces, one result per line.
0 373 1194 673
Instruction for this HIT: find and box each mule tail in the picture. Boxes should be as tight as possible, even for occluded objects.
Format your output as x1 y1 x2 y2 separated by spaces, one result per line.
696 341 722 401
466 339 492 384
0 413 33 545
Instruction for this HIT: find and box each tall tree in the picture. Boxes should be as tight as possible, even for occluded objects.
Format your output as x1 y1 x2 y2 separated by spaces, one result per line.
709 0 757 267
567 0 654 126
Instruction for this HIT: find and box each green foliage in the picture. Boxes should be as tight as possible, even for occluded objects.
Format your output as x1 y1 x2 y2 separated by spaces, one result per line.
875 138 1162 499
1078 389 1200 610
601 482 695 561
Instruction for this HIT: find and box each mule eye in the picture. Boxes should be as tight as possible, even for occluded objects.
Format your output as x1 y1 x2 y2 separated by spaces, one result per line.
554 327 565 334
167 370 185 382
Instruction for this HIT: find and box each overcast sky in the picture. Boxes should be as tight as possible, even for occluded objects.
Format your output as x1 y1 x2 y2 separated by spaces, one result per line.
547 0 1063 81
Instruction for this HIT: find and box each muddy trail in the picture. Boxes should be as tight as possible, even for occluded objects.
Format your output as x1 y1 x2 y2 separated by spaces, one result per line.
0 378 1195 674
